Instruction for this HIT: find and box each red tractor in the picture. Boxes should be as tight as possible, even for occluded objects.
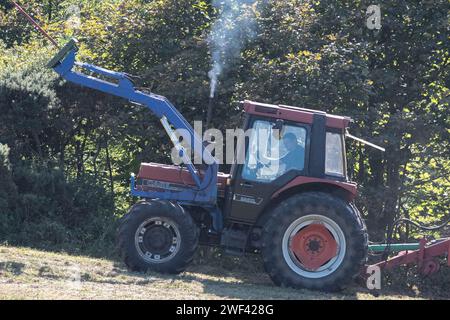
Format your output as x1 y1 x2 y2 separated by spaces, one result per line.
119 101 369 291
47 39 371 291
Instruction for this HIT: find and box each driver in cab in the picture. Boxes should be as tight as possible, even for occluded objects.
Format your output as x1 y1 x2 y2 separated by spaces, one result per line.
259 132 305 175
279 132 305 171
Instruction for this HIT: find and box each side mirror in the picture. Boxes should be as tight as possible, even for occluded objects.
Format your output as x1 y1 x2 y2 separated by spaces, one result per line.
272 119 284 140
272 119 284 131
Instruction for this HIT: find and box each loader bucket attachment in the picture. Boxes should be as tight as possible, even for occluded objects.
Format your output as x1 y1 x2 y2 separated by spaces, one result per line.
47 38 79 68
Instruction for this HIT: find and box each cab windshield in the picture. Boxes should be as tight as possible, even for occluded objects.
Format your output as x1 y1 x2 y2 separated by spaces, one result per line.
242 120 307 182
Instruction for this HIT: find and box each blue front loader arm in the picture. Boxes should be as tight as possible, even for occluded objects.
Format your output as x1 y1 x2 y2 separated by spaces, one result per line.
49 39 219 207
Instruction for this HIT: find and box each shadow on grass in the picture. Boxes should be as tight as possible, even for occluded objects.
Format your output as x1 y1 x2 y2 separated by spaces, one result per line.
4 244 448 299
0 261 25 276
104 250 361 300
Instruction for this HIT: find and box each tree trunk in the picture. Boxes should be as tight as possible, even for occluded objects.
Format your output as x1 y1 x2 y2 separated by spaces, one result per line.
105 139 114 196
381 145 402 241
365 151 385 241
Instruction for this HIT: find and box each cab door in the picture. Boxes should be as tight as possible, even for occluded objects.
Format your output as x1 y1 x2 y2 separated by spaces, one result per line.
227 118 309 223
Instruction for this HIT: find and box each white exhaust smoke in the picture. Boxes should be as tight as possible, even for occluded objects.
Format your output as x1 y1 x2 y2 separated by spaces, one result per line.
207 0 261 98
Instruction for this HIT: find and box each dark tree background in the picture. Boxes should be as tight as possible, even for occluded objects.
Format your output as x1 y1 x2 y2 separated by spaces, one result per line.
0 0 448 254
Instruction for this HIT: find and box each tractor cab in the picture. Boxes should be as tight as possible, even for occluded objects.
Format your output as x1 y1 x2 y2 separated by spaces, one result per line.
223 100 357 225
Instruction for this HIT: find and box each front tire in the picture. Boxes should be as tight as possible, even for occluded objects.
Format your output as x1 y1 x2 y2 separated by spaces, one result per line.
117 200 198 274
261 192 367 291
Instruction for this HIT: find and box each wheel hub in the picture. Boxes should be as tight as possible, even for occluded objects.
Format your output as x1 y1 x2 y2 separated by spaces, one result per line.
144 225 173 254
135 217 180 263
291 223 338 271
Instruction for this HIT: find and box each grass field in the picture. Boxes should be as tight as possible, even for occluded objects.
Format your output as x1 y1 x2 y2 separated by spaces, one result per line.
0 245 447 300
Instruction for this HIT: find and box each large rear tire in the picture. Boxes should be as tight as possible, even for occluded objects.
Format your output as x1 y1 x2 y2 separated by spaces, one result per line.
261 192 367 291
117 200 198 274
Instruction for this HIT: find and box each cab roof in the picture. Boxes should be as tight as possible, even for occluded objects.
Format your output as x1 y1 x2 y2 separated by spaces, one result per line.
243 100 352 130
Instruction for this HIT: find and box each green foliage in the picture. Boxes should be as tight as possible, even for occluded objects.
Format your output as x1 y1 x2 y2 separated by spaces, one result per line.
0 143 17 233
0 44 119 256
0 161 117 256
0 1 15 13
0 54 59 161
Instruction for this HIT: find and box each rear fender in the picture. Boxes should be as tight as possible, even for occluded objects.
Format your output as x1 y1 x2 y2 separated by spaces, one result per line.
253 179 357 229
272 177 357 202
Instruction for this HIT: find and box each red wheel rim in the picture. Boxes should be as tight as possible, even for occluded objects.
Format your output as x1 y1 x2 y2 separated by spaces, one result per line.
290 223 338 271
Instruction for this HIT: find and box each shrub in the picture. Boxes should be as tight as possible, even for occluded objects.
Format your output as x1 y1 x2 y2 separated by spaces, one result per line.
0 159 119 257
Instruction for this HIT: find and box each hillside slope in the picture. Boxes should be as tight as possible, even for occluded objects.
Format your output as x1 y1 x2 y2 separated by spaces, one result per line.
0 245 438 300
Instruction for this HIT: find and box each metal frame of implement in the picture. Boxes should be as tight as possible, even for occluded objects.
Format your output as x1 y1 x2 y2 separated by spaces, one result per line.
368 237 450 276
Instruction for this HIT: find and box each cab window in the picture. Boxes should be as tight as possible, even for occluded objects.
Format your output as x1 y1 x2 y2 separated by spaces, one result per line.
325 132 345 177
242 120 306 182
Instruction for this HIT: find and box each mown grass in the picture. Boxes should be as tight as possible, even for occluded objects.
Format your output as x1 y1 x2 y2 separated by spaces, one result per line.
0 245 447 300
